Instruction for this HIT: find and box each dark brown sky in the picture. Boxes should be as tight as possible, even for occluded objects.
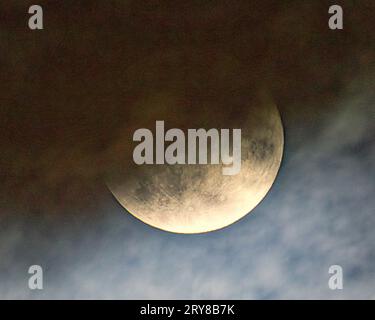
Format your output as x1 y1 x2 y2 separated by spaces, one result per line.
0 0 374 215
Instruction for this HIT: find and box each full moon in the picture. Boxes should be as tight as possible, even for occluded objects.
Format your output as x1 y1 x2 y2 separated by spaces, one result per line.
106 89 284 234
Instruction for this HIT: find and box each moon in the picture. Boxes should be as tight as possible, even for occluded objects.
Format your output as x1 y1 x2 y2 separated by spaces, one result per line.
107 97 283 234
106 89 284 234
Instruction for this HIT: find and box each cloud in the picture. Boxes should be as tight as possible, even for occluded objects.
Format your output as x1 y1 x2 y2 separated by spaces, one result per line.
1 74 374 299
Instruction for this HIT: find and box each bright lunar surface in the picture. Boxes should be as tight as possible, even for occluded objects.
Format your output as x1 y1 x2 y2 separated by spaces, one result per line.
107 91 284 234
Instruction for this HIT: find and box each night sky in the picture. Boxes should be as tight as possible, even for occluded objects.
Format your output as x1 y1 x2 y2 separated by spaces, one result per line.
0 1 374 298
